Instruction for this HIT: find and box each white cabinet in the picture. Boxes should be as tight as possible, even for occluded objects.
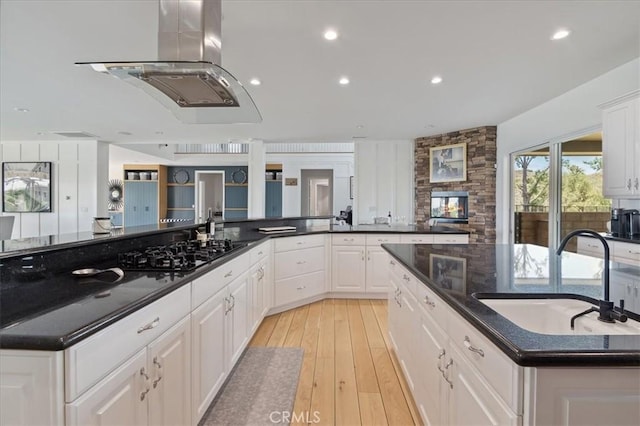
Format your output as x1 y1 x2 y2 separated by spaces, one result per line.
273 234 327 309
577 236 640 267
249 242 271 335
331 234 367 293
388 261 521 426
190 264 250 424
610 269 640 314
0 350 64 426
66 315 192 426
601 91 640 198
191 287 227 423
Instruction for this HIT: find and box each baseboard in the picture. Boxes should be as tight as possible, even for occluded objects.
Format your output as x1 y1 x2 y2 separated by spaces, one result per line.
266 291 388 315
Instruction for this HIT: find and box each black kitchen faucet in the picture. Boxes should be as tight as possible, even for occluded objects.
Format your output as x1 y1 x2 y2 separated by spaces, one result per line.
556 229 628 328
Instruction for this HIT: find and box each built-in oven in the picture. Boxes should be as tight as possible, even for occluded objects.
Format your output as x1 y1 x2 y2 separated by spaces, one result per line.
430 191 469 223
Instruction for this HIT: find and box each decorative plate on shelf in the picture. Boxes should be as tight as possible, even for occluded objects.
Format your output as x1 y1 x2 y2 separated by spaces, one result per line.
173 169 189 184
231 169 247 184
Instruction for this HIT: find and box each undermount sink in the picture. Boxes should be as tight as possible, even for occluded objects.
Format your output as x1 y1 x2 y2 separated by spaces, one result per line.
478 297 640 335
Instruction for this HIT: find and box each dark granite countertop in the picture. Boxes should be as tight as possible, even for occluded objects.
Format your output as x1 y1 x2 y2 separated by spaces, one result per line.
0 223 467 351
382 243 640 367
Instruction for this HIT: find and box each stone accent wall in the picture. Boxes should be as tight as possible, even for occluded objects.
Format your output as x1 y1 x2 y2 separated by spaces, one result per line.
415 126 497 244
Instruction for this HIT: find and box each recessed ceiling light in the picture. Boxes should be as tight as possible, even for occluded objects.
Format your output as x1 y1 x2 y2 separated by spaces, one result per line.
339 77 350 85
36 132 45 136
14 107 29 113
431 76 443 84
551 29 570 40
249 78 261 86
356 124 364 129
324 29 338 41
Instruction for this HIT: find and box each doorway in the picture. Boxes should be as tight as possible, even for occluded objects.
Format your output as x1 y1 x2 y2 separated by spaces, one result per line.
301 169 333 216
194 171 225 222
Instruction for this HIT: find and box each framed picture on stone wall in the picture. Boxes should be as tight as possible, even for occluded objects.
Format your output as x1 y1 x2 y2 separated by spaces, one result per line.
429 142 467 183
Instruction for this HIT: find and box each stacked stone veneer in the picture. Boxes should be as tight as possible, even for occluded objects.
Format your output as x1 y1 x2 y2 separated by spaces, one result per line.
415 126 497 244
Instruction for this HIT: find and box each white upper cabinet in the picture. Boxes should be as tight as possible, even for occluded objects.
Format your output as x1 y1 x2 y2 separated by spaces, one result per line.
601 91 640 198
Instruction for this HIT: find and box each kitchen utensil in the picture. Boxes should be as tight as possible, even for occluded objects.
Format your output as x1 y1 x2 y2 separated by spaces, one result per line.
72 267 124 282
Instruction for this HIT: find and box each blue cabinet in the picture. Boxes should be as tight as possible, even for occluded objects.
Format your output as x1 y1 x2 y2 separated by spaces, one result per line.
265 181 282 217
124 181 158 226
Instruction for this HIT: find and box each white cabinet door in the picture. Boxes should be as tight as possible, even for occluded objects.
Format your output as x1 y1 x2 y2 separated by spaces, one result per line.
415 310 448 426
191 289 227 423
447 345 519 426
148 316 191 426
388 277 402 353
366 246 391 293
331 246 366 292
397 281 418 393
66 349 148 426
611 270 639 314
250 264 262 334
602 94 639 198
227 272 250 369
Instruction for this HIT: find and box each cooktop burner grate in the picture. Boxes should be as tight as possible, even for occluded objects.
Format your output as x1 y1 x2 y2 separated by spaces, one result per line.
117 239 243 272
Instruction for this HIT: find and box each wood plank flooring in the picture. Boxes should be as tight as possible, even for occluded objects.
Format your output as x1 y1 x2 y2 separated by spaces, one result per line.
249 299 422 426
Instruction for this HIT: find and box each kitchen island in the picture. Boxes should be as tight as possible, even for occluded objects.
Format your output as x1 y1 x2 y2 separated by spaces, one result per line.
382 242 639 426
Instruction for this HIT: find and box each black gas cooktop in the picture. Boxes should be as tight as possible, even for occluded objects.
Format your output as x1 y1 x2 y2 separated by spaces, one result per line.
117 238 245 272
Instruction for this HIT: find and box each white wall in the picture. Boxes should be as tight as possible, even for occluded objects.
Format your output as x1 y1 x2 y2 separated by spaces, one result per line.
1 140 108 238
266 153 354 217
354 140 414 225
496 58 640 243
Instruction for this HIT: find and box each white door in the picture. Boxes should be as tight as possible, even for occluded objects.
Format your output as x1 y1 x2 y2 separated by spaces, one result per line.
366 247 391 292
227 272 250 369
191 289 227 423
331 246 366 292
66 349 148 426
148 316 191 426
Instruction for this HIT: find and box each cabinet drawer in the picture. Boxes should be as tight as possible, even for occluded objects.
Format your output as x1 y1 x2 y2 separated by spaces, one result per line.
577 236 604 257
332 234 367 246
415 283 449 332
274 234 325 252
65 284 191 402
250 241 270 265
613 241 640 266
391 263 418 298
432 234 468 244
275 270 325 307
365 234 401 246
274 246 325 280
400 234 434 244
447 312 522 412
192 253 250 308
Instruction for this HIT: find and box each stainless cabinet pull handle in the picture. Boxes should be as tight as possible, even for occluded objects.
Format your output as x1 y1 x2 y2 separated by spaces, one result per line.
224 270 233 278
443 359 454 389
297 241 304 245
628 249 640 255
230 294 236 310
437 349 446 373
152 357 163 388
424 295 435 308
258 251 263 255
635 177 639 190
140 367 151 401
390 260 396 265
137 317 160 334
635 286 639 297
224 297 231 315
403 274 410 282
296 260 306 265
627 179 632 190
297 285 306 290
464 336 485 357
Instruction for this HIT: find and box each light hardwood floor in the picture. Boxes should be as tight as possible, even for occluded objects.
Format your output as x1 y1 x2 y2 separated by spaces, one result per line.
249 299 422 426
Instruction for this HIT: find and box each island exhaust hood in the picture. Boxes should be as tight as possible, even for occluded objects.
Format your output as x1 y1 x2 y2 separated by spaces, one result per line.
76 0 261 124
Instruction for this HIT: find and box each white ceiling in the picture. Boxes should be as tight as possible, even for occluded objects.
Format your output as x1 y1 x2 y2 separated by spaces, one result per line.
1 0 639 147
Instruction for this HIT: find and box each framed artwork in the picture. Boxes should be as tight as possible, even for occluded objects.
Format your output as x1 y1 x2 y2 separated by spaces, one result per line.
429 142 467 183
430 254 467 295
3 162 52 212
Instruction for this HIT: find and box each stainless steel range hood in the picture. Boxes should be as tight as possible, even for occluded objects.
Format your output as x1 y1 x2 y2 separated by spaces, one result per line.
76 0 261 124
